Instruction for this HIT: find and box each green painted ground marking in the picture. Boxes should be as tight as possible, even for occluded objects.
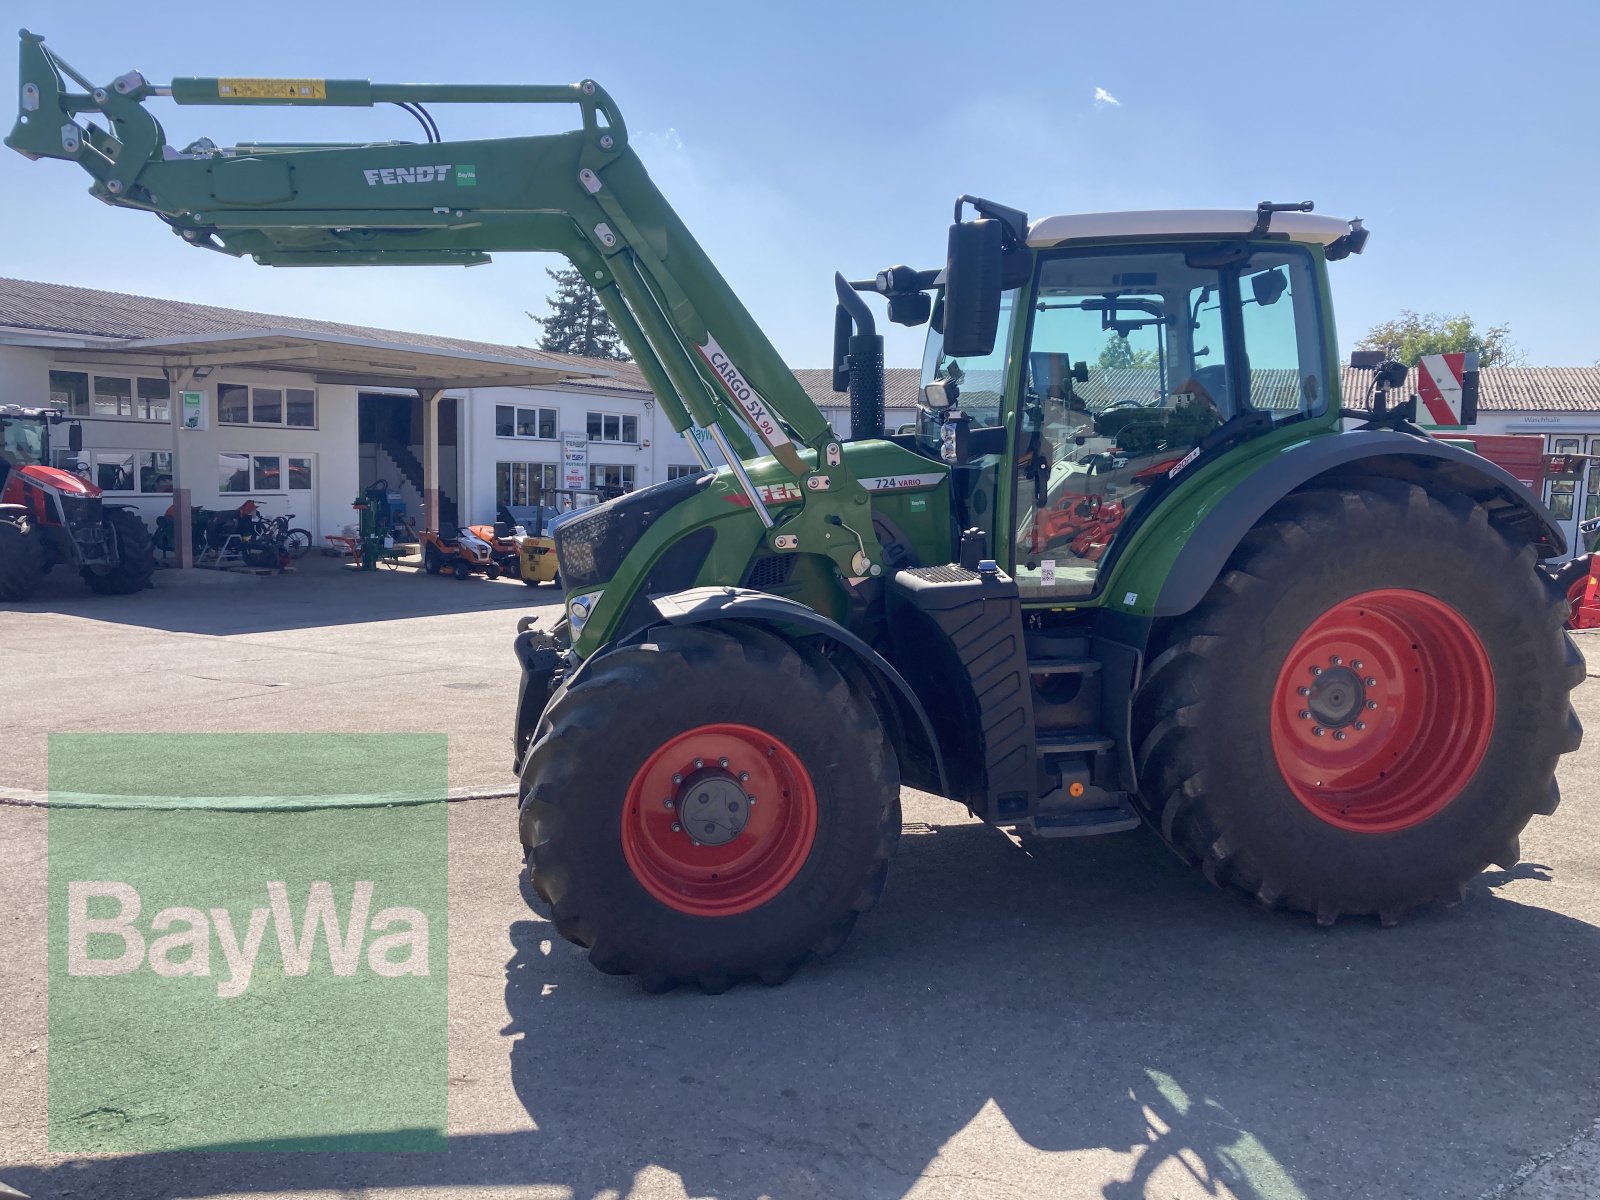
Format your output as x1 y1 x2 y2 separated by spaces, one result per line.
47 733 448 1152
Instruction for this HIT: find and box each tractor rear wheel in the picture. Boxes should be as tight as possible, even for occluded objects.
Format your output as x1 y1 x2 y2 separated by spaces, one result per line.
1133 482 1583 926
81 508 155 595
519 622 900 991
0 516 47 601
1552 555 1591 629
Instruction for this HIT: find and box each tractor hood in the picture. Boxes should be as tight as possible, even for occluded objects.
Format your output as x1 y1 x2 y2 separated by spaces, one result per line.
17 463 97 497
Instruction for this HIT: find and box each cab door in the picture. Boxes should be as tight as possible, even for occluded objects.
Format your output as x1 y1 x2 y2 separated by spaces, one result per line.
1011 242 1328 600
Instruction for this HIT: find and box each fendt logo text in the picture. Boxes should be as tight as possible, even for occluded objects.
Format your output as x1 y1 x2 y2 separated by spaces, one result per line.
363 165 452 186
68 880 431 998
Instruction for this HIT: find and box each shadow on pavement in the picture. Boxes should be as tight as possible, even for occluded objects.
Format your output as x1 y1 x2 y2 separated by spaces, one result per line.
10 820 1600 1199
0 554 558 636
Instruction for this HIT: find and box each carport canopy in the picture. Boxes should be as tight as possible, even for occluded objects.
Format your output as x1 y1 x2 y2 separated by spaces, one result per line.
55 327 612 391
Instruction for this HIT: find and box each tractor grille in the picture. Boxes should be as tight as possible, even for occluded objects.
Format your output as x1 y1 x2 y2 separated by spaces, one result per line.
554 474 709 592
57 493 105 543
743 554 795 590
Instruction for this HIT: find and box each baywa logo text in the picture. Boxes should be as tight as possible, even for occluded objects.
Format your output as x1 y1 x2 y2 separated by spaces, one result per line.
68 880 430 998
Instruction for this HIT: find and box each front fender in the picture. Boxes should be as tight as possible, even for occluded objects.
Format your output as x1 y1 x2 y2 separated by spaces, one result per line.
1153 429 1564 619
649 587 948 796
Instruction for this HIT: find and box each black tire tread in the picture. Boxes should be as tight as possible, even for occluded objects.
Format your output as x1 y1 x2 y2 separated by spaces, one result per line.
520 622 899 992
0 517 46 601
81 508 155 595
1133 480 1582 925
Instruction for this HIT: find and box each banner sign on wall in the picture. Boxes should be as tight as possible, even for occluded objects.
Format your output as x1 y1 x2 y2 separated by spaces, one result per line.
561 432 588 490
181 391 206 431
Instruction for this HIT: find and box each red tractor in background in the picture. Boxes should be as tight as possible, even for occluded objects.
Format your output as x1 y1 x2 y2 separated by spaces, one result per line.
0 404 155 600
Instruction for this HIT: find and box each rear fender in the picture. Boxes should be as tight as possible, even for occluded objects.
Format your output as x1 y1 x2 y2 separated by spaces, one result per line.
1154 431 1565 619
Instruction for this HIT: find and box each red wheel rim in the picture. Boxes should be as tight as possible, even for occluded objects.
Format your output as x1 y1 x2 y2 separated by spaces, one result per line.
1269 589 1495 833
1566 573 1588 629
621 723 818 917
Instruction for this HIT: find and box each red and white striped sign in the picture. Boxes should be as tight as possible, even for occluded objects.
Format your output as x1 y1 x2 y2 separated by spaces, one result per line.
1417 353 1470 427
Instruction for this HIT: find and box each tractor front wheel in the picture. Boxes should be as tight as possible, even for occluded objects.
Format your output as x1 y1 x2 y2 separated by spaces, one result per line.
0 516 47 601
519 623 900 991
1133 483 1583 925
82 508 155 595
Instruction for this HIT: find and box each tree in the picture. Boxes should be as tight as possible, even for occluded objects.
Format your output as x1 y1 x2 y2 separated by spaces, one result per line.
1096 333 1159 369
527 267 631 361
1355 310 1523 367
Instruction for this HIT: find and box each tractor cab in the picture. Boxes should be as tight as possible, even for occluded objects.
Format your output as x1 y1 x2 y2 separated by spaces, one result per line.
0 404 82 497
912 204 1366 601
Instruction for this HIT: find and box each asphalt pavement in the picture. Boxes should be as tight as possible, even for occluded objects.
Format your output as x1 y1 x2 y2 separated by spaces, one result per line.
2 559 1598 1199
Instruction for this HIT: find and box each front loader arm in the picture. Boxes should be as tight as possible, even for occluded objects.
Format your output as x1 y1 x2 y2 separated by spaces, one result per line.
8 31 890 576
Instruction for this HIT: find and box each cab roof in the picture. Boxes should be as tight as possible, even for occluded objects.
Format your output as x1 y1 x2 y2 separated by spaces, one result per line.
1026 209 1353 248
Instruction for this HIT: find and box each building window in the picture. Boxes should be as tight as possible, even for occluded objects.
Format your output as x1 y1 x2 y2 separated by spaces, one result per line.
589 464 635 493
220 452 296 494
252 388 282 425
218 384 249 425
137 378 171 421
666 464 701 480
49 370 89 415
496 405 558 439
218 382 317 428
53 449 173 494
586 411 639 444
496 461 560 507
286 388 316 427
92 376 132 417
45 370 170 421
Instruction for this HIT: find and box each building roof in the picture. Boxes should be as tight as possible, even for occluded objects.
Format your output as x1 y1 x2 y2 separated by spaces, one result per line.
0 276 632 392
1340 365 1600 413
792 368 924 412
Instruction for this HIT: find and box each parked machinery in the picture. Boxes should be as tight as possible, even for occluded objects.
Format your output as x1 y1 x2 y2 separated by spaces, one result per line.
0 404 155 599
13 34 1581 993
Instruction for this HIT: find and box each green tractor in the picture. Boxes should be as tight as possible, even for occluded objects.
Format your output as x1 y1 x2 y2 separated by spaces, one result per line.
13 34 1582 992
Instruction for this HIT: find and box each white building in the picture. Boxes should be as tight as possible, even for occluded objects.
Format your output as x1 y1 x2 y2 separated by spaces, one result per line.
0 278 706 548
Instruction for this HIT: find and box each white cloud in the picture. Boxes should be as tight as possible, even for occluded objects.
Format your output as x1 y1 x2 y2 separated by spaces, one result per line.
1093 87 1121 108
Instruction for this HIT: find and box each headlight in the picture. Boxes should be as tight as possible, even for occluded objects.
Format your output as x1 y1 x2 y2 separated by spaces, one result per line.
567 591 601 635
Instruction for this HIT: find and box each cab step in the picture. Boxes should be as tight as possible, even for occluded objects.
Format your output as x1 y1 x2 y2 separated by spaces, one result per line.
1028 657 1101 677
1036 731 1115 755
1026 800 1141 838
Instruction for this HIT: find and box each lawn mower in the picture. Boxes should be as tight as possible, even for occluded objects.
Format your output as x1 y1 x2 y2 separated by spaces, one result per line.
420 524 499 580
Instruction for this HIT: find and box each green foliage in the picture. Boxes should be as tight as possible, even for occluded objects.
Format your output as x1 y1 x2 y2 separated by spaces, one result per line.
1355 310 1522 367
1097 333 1159 369
528 268 631 361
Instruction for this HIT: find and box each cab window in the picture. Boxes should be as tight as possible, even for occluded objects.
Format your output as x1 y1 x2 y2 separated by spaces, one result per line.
1014 243 1322 599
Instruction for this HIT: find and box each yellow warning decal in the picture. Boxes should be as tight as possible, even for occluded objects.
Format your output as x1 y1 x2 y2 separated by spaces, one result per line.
217 78 327 100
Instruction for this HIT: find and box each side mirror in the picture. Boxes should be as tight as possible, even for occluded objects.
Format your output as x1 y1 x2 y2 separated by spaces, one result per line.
943 219 1003 357
1250 268 1288 307
68 422 83 453
924 379 959 410
1348 349 1385 370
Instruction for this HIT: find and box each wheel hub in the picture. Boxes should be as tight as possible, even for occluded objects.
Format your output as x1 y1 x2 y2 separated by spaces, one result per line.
675 770 751 846
1305 665 1365 728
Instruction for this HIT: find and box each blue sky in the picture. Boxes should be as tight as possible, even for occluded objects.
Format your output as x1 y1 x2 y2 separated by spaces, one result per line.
3 0 1595 369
